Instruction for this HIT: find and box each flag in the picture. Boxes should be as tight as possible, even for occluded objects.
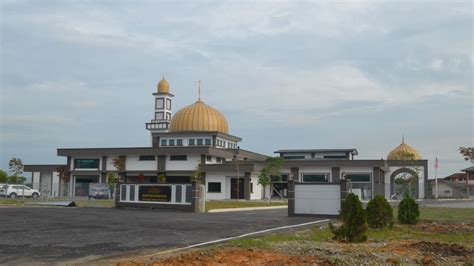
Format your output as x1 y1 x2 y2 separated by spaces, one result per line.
434 158 439 169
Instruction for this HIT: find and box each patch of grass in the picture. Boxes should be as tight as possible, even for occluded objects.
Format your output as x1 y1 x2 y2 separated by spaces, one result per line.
393 207 474 223
226 230 309 249
0 198 23 205
368 225 474 245
225 207 474 250
0 198 115 207
205 200 287 211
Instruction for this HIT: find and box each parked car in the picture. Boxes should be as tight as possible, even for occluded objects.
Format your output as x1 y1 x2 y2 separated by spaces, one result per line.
0 184 41 199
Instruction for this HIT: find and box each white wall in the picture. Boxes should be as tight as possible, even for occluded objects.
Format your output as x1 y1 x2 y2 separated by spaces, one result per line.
32 172 40 190
205 172 229 200
250 175 263 200
106 156 117 171
52 172 60 197
125 156 157 171
294 184 341 215
166 155 200 171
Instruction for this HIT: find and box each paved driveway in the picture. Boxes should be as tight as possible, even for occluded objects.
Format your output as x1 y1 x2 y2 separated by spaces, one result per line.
0 207 324 264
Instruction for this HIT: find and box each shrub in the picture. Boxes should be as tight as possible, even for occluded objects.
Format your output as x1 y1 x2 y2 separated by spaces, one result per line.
330 193 368 242
398 193 420 224
366 195 394 229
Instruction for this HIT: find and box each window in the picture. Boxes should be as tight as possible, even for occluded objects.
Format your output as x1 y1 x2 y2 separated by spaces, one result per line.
208 182 221 192
197 139 203 145
323 155 347 159
250 183 253 193
155 98 164 109
205 139 211 145
302 173 329 183
346 173 371 183
272 174 288 183
189 139 195 146
206 156 212 162
346 173 372 201
170 155 187 161
166 112 171 120
216 157 222 163
169 139 175 146
283 156 305 160
139 155 155 161
161 139 168 146
175 185 182 203
155 112 164 120
74 159 99 169
129 185 135 201
223 141 226 148
166 98 171 110
176 139 183 146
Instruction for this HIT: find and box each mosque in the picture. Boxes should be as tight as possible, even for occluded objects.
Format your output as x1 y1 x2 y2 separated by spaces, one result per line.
24 78 428 201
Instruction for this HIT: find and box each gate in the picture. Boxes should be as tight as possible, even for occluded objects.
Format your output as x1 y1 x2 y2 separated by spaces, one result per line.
288 181 341 216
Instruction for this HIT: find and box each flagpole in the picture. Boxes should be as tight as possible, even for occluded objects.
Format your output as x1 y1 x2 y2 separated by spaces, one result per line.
435 158 438 199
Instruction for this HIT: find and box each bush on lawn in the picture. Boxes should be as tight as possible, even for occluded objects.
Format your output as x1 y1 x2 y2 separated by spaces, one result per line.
366 195 394 229
330 193 368 242
398 193 420 224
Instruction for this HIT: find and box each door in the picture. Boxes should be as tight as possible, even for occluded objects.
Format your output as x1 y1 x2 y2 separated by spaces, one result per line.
230 178 244 199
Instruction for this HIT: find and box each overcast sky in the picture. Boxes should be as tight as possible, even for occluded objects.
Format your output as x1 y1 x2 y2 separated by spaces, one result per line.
1 0 472 178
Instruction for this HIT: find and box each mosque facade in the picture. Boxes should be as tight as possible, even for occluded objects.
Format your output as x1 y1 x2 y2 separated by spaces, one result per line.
24 78 428 201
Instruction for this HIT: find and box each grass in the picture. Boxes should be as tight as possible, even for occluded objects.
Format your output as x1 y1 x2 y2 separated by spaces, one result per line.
417 207 474 223
205 200 287 211
226 206 474 249
0 198 115 207
0 198 288 210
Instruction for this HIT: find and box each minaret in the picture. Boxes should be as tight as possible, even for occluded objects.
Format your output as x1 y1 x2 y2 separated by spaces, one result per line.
145 76 174 134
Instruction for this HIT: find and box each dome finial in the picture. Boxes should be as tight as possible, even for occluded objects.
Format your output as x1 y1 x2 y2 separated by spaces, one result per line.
198 80 201 101
162 73 165 80
402 134 405 144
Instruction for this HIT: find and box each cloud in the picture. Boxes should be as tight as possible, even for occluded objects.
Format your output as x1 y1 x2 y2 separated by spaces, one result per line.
0 0 472 178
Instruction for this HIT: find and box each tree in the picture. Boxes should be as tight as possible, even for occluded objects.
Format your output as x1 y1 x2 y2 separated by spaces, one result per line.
398 193 420 224
112 157 126 182
158 173 167 183
191 165 203 183
56 166 71 197
9 158 25 200
0 170 8 183
330 193 368 242
258 157 284 200
9 158 24 178
106 172 117 199
459 147 474 162
366 195 394 229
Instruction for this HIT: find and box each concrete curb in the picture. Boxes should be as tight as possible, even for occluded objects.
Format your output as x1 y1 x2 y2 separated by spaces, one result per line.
207 205 288 213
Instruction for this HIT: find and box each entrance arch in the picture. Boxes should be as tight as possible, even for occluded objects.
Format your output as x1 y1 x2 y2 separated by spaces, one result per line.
390 167 419 199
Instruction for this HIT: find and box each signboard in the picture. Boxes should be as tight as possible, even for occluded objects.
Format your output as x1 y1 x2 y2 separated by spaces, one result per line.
89 183 110 199
139 185 172 202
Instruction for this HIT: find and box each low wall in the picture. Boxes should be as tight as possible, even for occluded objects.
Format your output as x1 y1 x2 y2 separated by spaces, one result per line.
115 182 202 212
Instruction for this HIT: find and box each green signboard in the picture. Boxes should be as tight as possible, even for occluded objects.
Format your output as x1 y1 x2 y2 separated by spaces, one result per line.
138 186 172 202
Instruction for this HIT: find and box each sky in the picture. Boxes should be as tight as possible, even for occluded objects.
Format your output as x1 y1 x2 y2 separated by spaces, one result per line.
1 0 473 178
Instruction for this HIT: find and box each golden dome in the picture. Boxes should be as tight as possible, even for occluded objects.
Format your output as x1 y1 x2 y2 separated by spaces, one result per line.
387 138 422 160
157 78 170 94
170 100 229 133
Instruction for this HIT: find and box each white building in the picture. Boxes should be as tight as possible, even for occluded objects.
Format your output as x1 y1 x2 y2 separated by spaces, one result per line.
24 78 428 201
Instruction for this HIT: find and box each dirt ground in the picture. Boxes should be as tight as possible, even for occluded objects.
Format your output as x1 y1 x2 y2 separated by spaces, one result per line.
117 223 474 265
